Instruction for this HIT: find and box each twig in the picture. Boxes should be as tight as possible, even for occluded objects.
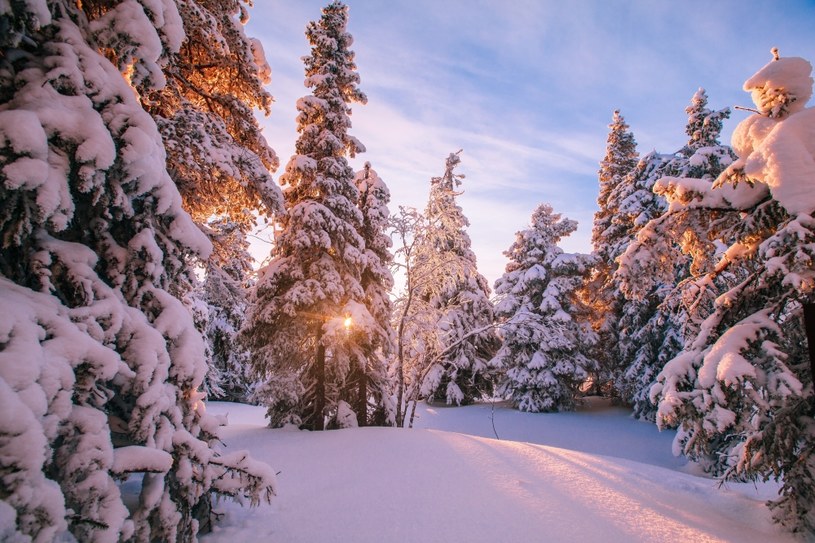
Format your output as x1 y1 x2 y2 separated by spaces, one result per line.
490 395 500 440
734 105 761 114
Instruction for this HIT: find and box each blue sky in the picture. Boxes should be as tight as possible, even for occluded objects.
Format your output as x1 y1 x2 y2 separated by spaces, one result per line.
245 0 815 287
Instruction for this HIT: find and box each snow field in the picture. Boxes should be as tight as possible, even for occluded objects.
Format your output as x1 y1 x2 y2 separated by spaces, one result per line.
201 399 792 543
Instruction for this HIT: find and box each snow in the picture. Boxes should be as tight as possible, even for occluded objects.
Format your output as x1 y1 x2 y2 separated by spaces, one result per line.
112 446 173 475
199 399 793 543
738 107 815 215
0 0 50 27
719 53 815 215
744 56 813 116
334 400 359 429
146 0 185 53
697 312 778 390
89 0 167 89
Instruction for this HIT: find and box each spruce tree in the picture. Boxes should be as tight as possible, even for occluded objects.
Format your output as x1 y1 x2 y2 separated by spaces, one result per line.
200 219 257 402
615 89 736 420
412 151 498 405
493 205 596 412
683 88 732 156
144 0 283 238
242 1 371 430
584 110 640 393
0 2 274 541
141 0 285 404
608 151 671 408
651 52 815 534
348 162 394 426
592 110 641 263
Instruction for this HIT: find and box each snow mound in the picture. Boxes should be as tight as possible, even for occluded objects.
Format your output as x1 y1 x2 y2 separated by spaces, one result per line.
723 52 815 215
744 54 813 116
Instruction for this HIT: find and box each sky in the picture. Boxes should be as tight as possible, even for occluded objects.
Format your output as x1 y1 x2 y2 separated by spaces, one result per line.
244 0 815 288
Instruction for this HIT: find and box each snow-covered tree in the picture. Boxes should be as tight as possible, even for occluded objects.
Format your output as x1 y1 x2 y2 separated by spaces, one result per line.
0 2 275 541
584 110 640 393
389 206 438 427
411 151 498 405
493 205 597 412
242 1 371 430
610 151 672 406
144 0 283 240
141 0 284 405
651 52 815 535
615 89 736 420
683 88 732 155
200 220 256 403
345 162 394 426
593 111 644 263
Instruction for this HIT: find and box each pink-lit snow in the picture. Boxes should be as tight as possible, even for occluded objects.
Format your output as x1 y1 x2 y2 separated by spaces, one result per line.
200 398 793 543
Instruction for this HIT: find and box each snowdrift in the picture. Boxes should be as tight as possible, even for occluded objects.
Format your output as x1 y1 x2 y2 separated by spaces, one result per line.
200 400 793 543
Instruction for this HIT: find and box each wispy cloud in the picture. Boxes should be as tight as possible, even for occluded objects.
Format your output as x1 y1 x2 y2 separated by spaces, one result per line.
246 0 815 284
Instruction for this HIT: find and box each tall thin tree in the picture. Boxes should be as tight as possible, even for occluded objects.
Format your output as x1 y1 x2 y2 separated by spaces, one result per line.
583 110 640 394
349 162 395 426
242 1 370 430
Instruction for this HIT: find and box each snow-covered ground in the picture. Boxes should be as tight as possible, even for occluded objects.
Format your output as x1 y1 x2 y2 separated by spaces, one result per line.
201 398 794 543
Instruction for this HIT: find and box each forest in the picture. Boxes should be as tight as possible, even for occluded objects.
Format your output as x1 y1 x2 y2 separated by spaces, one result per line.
1 1 813 542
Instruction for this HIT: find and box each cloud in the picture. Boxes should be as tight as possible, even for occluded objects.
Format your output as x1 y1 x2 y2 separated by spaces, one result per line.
244 0 815 285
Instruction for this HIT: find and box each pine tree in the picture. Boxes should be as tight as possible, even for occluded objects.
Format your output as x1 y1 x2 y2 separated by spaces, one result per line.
683 88 732 156
651 52 815 535
412 151 498 405
144 0 283 238
609 151 671 408
348 162 394 426
242 1 371 430
584 110 640 393
615 89 736 420
493 205 596 412
140 0 285 405
592 110 641 263
200 220 256 403
0 2 275 541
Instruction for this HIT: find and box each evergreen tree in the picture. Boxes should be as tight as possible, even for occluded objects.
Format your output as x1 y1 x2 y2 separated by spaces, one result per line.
412 151 498 405
348 162 394 426
493 205 596 412
609 151 671 407
584 110 640 393
592 111 641 264
0 2 274 541
144 0 283 238
683 88 732 155
615 89 736 420
651 52 815 535
242 1 370 430
200 220 256 403
141 0 285 404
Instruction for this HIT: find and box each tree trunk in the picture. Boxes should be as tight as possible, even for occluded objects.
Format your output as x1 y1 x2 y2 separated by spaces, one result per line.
394 283 413 428
804 302 815 390
408 383 421 429
356 358 367 427
314 337 326 431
